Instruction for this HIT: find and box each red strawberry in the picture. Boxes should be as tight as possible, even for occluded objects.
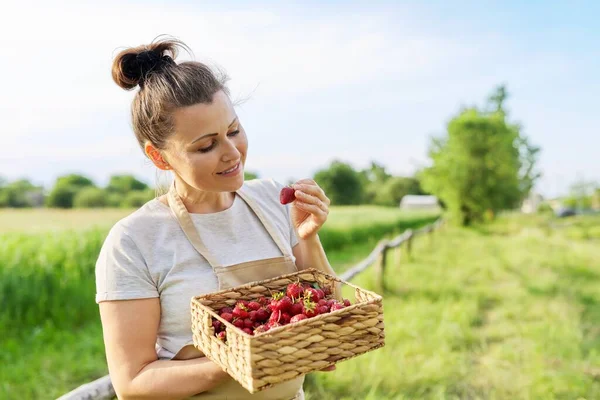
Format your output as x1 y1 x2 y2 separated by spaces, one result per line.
315 289 325 301
280 186 296 205
217 331 227 341
304 288 319 302
290 302 304 316
290 314 308 323
330 302 344 311
256 309 270 321
270 291 284 303
212 319 223 332
248 301 261 311
286 282 304 300
281 312 292 325
302 299 318 318
257 296 268 305
249 311 258 321
266 304 273 313
237 300 249 308
269 310 282 324
253 321 261 328
326 299 336 308
243 328 254 335
220 312 233 323
318 299 328 307
276 296 293 312
233 318 245 329
220 307 234 315
244 318 254 329
322 286 332 296
318 305 329 314
232 306 248 319
343 299 351 307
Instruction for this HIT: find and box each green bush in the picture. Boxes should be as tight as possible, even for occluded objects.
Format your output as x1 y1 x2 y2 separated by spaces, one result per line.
106 193 125 208
73 188 107 208
121 189 155 208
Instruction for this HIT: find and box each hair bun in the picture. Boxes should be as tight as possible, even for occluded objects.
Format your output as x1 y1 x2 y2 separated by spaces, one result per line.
112 38 180 90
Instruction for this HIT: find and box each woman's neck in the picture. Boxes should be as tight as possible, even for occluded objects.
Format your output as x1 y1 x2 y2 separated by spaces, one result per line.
173 178 235 214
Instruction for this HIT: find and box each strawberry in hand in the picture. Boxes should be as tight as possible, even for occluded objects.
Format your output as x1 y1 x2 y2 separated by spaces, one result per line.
281 179 331 240
280 186 296 205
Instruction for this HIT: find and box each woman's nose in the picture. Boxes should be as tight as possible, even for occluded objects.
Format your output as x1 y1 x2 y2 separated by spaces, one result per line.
222 137 241 161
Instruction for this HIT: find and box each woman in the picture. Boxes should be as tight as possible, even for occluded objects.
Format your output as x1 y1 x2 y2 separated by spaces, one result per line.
95 36 339 400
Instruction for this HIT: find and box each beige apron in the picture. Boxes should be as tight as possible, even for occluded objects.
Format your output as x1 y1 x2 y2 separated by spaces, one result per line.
166 182 305 400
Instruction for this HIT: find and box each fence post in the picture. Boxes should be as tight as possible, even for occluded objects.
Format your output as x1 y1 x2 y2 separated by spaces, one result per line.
406 230 413 261
375 241 389 292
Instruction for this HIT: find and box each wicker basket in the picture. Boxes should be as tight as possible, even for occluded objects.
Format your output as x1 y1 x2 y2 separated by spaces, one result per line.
190 268 385 393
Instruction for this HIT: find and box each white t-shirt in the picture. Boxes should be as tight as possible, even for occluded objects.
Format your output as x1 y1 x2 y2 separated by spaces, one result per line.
95 178 299 359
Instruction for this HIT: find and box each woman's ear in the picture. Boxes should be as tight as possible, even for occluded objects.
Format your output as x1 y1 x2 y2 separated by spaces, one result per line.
145 142 172 170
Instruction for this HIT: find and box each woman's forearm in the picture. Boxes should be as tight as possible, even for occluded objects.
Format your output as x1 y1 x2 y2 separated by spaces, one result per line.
121 357 230 400
296 234 343 297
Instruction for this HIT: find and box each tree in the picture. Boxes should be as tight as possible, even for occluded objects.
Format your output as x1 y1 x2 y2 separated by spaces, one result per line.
106 175 148 194
359 161 392 204
244 171 259 181
313 160 364 205
74 187 108 208
592 188 600 210
421 86 541 225
0 179 44 208
46 174 95 208
373 176 424 206
121 189 155 208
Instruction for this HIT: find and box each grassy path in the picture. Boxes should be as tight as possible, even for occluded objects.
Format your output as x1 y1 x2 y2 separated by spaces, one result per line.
305 218 600 399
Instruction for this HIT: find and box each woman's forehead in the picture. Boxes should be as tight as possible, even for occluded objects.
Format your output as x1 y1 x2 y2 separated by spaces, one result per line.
172 91 235 140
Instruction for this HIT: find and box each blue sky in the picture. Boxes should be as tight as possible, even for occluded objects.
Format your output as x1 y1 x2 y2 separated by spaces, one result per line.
0 0 598 198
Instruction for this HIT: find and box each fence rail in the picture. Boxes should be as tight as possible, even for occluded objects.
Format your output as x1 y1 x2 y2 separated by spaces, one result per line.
57 218 443 400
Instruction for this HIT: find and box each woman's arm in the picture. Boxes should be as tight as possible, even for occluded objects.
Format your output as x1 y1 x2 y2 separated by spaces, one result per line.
289 179 342 296
292 235 342 297
99 298 230 400
292 234 334 275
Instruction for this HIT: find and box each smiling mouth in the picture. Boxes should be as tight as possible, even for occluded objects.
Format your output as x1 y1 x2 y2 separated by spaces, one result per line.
217 162 240 175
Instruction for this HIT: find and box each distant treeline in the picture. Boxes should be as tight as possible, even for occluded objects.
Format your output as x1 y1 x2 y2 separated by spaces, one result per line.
0 161 426 209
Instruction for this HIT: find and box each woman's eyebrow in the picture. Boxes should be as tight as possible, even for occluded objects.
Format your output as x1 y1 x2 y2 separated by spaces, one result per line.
190 117 239 144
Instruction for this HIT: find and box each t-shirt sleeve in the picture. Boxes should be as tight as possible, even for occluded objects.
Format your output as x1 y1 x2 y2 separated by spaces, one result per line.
271 179 300 248
95 224 159 303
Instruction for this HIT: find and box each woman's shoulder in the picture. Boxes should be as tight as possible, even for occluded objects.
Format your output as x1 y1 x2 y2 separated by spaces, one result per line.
105 198 174 244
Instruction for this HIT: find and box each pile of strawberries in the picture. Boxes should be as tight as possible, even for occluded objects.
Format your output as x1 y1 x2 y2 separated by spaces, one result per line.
212 281 352 342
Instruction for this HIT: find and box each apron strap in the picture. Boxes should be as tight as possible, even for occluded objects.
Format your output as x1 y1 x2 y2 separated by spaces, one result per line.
167 180 291 268
167 181 222 268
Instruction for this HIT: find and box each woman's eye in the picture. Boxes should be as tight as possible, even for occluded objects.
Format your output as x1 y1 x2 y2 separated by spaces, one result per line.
199 142 215 153
198 131 240 153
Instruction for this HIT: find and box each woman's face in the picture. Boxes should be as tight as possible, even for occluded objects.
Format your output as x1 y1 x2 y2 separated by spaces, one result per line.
163 90 248 193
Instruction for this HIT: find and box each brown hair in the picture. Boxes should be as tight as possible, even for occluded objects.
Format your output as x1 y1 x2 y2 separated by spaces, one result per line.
111 35 230 152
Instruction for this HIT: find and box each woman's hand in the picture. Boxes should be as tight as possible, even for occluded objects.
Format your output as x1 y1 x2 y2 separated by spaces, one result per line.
289 179 330 240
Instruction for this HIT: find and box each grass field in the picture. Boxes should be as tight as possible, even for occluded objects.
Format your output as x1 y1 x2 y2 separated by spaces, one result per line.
306 214 600 399
2 210 598 399
0 206 437 399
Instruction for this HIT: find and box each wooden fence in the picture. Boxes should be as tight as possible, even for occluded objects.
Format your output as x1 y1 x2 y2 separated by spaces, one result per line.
57 218 443 400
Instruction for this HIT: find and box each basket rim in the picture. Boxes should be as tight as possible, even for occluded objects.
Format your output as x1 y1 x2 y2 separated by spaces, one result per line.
191 268 383 302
